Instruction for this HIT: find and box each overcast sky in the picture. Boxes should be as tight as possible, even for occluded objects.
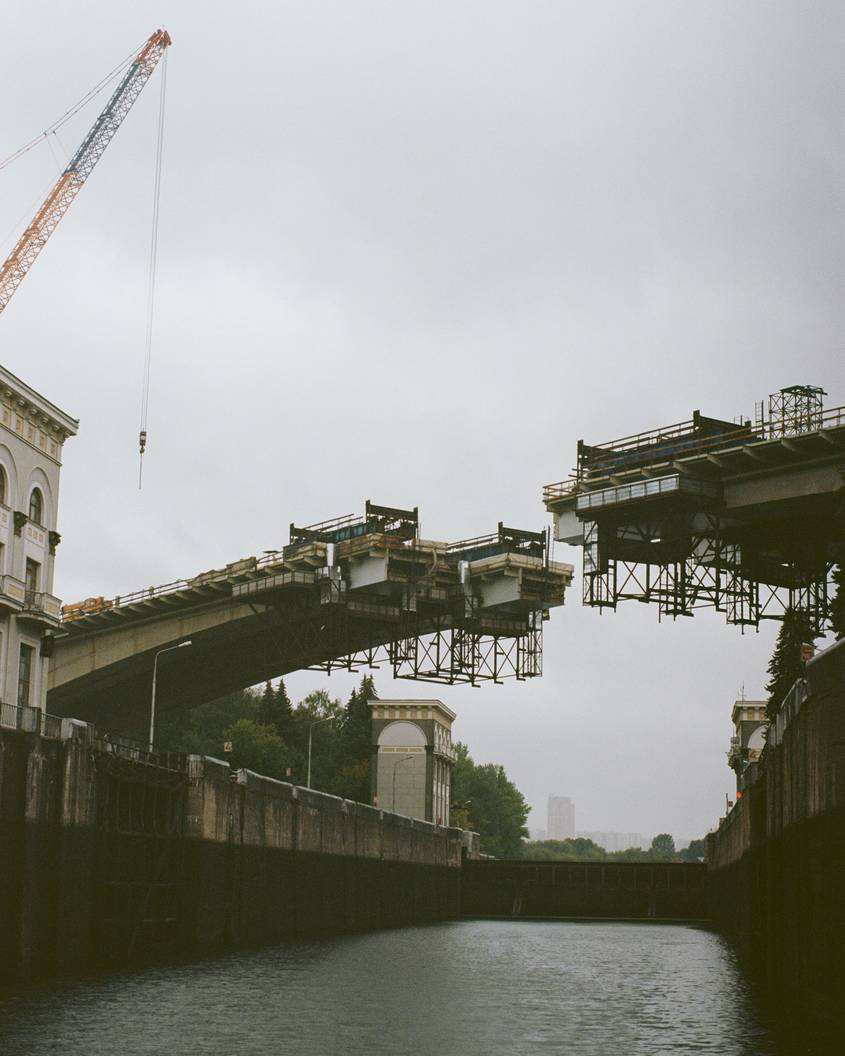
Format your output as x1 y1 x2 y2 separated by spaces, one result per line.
2 1 842 840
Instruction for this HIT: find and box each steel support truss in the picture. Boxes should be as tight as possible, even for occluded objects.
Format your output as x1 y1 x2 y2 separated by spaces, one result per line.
581 506 836 634
250 571 546 686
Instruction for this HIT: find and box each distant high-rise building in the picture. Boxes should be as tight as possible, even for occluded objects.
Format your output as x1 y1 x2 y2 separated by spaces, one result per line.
547 795 575 840
576 831 645 852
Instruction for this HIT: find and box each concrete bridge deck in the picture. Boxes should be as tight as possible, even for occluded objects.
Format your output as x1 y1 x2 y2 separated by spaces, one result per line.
544 391 845 629
47 502 572 741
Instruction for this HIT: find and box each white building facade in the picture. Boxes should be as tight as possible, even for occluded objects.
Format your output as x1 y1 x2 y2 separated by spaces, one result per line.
0 365 77 717
369 699 457 824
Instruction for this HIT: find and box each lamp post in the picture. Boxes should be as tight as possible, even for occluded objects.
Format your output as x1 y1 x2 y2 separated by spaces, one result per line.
306 714 335 788
149 640 192 751
391 752 416 812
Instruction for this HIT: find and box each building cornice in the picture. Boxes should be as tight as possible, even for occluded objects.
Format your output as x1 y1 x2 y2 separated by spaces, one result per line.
0 364 79 441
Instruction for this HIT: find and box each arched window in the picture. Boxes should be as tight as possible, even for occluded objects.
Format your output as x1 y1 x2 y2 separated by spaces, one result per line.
0 465 6 506
29 487 44 526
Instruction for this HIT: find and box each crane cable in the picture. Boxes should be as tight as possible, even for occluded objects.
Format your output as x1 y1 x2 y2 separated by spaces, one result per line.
0 39 144 173
138 49 168 489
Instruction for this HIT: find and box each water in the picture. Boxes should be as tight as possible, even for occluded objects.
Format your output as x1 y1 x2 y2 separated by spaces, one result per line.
0 921 777 1056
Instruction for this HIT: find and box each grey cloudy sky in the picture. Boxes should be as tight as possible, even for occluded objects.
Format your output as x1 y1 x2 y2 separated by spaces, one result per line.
2 1 842 839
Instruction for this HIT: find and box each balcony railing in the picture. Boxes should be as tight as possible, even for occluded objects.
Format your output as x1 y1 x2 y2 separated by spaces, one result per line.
21 589 62 623
0 700 186 770
0 574 26 608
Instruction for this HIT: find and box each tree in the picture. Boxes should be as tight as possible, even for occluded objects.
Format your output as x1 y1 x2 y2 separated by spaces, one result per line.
765 607 817 720
521 838 606 862
336 675 377 803
679 838 706 863
452 743 529 858
830 564 845 641
650 833 676 860
221 718 292 779
257 679 294 742
160 687 258 757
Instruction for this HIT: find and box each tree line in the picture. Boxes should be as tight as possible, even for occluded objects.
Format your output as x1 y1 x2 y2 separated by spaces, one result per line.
521 833 706 863
157 675 531 856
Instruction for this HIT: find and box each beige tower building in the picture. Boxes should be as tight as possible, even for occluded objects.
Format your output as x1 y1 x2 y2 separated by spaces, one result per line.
369 699 456 824
0 365 77 719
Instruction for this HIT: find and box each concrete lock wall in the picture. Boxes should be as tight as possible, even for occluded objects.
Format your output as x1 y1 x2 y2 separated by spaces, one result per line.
461 860 707 920
0 730 463 982
706 639 845 1046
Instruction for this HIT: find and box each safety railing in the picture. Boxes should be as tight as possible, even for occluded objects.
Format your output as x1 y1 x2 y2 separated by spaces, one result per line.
574 475 718 513
544 402 845 502
0 701 63 737
0 700 187 770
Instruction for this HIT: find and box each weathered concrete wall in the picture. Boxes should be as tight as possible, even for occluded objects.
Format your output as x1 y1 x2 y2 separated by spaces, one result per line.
0 732 463 982
461 859 706 920
707 638 845 1048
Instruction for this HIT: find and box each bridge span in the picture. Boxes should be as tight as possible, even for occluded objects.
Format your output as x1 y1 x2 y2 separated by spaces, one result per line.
48 501 572 742
545 384 844 632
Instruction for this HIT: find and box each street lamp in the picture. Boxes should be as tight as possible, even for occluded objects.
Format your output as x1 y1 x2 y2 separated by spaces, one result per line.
391 752 416 812
306 714 336 788
149 640 192 750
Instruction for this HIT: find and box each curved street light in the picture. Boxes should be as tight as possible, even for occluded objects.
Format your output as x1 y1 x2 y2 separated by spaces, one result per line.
149 640 192 750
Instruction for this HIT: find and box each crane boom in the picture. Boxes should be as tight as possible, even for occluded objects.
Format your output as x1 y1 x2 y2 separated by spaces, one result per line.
0 29 171 316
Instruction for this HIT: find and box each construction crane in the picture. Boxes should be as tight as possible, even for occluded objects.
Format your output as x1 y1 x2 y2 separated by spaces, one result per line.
0 29 171 317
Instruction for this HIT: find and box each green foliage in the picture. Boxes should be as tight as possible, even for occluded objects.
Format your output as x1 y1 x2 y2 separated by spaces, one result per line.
336 675 377 804
830 564 845 641
222 718 293 778
521 833 707 864
678 838 706 863
452 742 529 858
521 838 605 861
765 607 817 720
650 833 676 860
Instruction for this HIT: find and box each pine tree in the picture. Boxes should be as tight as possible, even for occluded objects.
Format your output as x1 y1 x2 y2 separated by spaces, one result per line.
275 679 294 741
830 564 844 641
765 608 817 720
258 681 276 727
338 675 377 802
256 679 294 742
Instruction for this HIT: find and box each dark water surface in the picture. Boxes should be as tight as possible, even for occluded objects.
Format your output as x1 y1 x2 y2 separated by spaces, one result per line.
0 920 777 1055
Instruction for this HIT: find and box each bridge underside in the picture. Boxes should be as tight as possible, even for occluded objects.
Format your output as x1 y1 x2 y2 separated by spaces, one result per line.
546 396 845 632
48 507 572 742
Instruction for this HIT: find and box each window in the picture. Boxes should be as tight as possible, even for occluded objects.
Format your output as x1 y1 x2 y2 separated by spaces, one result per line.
0 465 5 505
25 558 40 597
29 488 44 526
18 644 35 707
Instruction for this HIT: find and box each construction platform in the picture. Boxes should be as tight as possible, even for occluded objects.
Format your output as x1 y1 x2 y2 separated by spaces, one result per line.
48 502 572 737
544 386 845 632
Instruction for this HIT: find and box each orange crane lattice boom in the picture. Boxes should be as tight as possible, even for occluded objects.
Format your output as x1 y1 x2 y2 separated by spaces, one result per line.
0 29 171 317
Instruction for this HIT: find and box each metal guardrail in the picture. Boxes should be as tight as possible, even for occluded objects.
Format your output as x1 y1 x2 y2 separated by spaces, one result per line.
0 701 62 737
0 701 186 770
574 475 718 513
544 403 845 503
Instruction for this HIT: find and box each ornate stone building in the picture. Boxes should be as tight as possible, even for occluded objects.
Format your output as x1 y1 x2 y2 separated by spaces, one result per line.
727 699 768 794
369 699 456 824
0 365 77 716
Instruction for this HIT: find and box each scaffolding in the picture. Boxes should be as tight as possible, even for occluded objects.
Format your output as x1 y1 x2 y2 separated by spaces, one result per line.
546 386 844 634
